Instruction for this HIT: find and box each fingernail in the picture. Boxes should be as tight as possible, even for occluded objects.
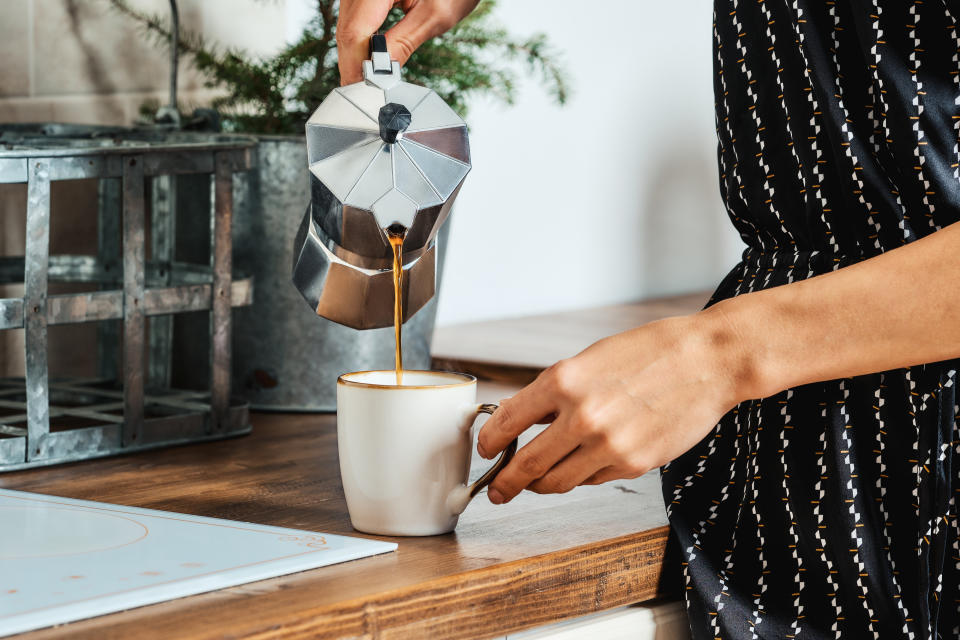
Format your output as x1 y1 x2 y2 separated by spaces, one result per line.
488 488 504 504
477 441 489 459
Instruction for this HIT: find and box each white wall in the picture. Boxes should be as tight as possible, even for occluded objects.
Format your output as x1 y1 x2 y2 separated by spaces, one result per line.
433 0 745 326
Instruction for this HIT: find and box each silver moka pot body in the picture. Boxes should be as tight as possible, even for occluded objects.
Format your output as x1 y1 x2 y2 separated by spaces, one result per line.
293 36 471 329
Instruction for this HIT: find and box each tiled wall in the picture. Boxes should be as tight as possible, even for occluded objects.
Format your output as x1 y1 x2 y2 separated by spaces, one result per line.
0 0 288 377
0 0 287 124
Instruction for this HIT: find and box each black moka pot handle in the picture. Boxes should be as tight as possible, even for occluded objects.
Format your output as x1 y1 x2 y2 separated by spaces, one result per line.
370 34 388 55
370 34 392 74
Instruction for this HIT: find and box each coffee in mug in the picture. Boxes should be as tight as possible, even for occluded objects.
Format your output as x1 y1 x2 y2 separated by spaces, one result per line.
337 370 517 536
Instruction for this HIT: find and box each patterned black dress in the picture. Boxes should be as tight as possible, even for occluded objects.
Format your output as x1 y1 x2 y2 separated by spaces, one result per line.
660 2 960 638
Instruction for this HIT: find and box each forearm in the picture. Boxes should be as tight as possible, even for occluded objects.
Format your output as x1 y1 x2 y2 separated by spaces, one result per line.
703 221 960 402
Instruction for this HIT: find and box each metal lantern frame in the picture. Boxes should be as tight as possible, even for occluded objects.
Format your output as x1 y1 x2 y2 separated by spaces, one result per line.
0 124 255 471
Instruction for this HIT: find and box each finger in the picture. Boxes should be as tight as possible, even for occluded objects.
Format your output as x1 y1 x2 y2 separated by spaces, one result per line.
478 379 556 460
486 416 580 504
528 446 608 495
383 1 446 65
336 0 395 84
537 412 558 424
581 466 621 486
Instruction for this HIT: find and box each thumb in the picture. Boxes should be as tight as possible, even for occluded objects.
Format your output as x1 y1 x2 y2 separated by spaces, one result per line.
383 2 448 66
336 0 395 85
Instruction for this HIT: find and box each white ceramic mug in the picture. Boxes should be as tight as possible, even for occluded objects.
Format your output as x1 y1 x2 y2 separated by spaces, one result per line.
336 370 518 536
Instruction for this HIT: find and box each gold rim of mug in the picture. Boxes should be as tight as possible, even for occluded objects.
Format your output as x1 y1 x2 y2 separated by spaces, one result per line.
337 370 477 390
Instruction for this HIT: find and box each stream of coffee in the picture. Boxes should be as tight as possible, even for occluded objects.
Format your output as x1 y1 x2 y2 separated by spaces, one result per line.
388 231 405 385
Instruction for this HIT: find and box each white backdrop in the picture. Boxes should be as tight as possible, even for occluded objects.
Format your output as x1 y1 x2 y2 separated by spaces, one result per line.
433 0 745 325
289 0 746 326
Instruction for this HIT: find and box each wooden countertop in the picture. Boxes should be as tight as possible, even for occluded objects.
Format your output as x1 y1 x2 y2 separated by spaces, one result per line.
3 293 709 639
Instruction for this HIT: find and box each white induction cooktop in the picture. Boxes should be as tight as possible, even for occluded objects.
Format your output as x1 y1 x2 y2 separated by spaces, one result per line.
0 489 396 637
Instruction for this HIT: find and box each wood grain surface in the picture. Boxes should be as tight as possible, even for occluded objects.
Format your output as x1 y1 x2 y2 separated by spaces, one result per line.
432 292 710 385
2 386 672 639
1 293 714 639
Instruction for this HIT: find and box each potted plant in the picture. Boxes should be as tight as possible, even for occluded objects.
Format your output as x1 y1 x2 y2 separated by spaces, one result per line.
111 0 568 410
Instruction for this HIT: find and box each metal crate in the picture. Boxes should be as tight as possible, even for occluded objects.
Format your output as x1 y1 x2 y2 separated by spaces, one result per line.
0 124 255 471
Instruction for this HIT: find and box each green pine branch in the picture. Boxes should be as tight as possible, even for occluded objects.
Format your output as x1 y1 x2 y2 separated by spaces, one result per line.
107 0 569 134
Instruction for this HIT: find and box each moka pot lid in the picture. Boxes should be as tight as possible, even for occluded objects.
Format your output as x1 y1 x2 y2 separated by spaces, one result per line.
305 36 471 231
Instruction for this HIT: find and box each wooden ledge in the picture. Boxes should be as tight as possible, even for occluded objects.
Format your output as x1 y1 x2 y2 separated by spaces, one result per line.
237 527 671 639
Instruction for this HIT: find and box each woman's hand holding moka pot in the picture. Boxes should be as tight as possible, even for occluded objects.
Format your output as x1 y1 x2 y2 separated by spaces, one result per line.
336 0 481 85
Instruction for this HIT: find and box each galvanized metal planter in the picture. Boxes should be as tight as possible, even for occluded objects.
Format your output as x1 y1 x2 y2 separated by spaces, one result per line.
229 136 448 412
0 124 255 471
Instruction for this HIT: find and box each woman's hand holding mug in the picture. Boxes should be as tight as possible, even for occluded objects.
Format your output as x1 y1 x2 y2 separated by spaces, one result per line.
333 0 751 508
477 311 750 504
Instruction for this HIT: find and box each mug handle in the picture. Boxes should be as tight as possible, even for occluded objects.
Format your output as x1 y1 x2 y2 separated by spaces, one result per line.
446 403 519 516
